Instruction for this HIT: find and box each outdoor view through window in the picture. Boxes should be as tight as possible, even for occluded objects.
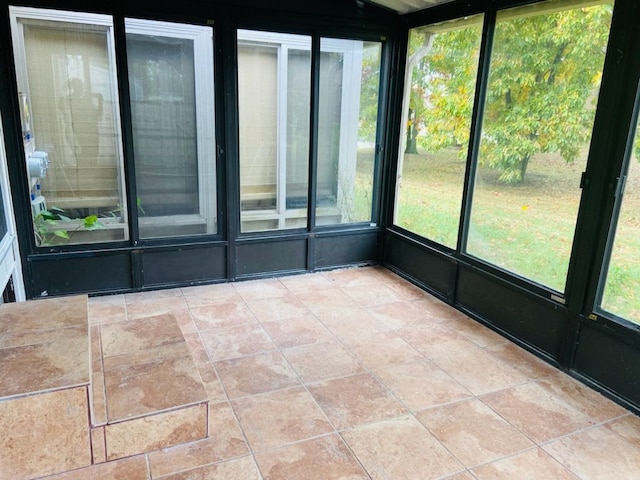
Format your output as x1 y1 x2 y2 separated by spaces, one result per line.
395 0 615 294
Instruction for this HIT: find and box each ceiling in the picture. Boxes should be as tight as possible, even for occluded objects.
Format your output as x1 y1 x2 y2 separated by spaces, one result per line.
367 0 456 14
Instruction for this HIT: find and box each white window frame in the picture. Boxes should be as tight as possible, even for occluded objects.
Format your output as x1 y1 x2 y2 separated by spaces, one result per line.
9 6 129 237
237 30 363 230
125 19 217 236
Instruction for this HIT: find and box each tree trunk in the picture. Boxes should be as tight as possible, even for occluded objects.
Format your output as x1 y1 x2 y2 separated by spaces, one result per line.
520 155 531 182
405 108 418 154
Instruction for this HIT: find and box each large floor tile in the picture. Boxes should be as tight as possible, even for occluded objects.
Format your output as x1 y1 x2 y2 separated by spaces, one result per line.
261 314 334 348
256 434 368 480
343 331 424 370
543 425 640 479
42 456 149 480
281 341 365 383
215 351 300 398
232 387 334 451
482 381 594 443
246 295 312 322
190 301 258 331
308 373 407 429
199 324 276 361
342 415 463 480
375 360 472 412
417 398 534 468
156 455 261 480
471 448 576 479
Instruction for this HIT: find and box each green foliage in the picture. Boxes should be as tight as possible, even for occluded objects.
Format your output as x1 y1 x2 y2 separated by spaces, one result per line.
409 3 613 183
34 207 105 246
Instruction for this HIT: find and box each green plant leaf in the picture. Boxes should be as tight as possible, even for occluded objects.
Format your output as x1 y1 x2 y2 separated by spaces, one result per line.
53 230 69 239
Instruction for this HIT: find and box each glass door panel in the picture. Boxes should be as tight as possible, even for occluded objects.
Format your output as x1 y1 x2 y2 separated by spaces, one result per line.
125 19 216 239
10 7 128 246
465 0 614 292
598 119 640 324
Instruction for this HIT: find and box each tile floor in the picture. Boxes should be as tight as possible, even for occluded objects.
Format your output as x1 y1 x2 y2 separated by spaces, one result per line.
47 266 640 479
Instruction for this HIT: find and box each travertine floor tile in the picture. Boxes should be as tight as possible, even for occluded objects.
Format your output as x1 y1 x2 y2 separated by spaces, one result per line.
190 301 258 331
471 448 575 480
342 415 463 480
485 342 557 381
417 398 534 468
261 314 334 348
148 402 249 478
398 323 479 359
368 300 439 329
256 434 368 480
42 455 149 480
308 373 407 429
215 351 300 398
297 288 358 313
125 296 187 320
246 295 312 322
279 272 335 294
543 425 640 479
430 344 529 395
233 278 288 301
482 381 593 443
341 283 402 307
606 414 640 448
281 341 365 383
342 331 424 370
314 306 391 340
156 455 261 480
375 360 472 411
0 387 91 480
182 283 242 307
232 387 334 451
321 266 385 286
199 324 276 361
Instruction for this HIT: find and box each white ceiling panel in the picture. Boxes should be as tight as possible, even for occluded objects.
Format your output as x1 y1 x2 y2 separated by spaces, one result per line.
368 0 456 14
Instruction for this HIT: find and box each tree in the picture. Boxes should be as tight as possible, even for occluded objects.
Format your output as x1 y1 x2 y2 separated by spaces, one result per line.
409 4 613 183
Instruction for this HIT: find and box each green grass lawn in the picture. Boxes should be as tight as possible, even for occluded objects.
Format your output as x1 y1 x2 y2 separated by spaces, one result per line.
394 147 640 324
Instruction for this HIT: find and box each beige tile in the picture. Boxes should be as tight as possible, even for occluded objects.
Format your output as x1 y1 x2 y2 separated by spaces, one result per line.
90 370 108 426
538 372 628 423
341 283 402 307
172 308 197 335
43 455 149 480
482 382 593 443
343 331 424 370
375 361 472 411
126 288 183 302
449 316 507 347
88 301 127 325
377 273 429 301
148 402 249 478
199 324 276 361
91 427 107 463
368 300 439 329
280 272 335 294
441 473 476 480
606 414 640 448
195 361 227 403
297 288 358 313
183 333 211 364
417 399 534 468
182 283 242 307
0 325 89 398
261 314 334 348
157 455 261 480
472 448 576 480
485 342 557 380
314 306 391 340
100 314 184 358
256 434 368 480
321 266 385 286
190 301 258 331
0 295 87 334
0 387 91 479
411 296 466 322
232 387 333 451
105 403 207 460
125 296 187 320
246 294 312 322
543 425 640 479
342 415 463 480
430 345 529 395
233 278 288 301
398 323 479 359
104 355 207 422
215 351 300 398
282 341 365 383
308 373 407 429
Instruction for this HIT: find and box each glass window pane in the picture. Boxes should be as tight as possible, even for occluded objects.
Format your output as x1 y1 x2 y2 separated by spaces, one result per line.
466 1 613 291
599 121 640 323
126 19 216 239
394 17 483 247
316 39 381 226
238 30 311 232
11 8 128 246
